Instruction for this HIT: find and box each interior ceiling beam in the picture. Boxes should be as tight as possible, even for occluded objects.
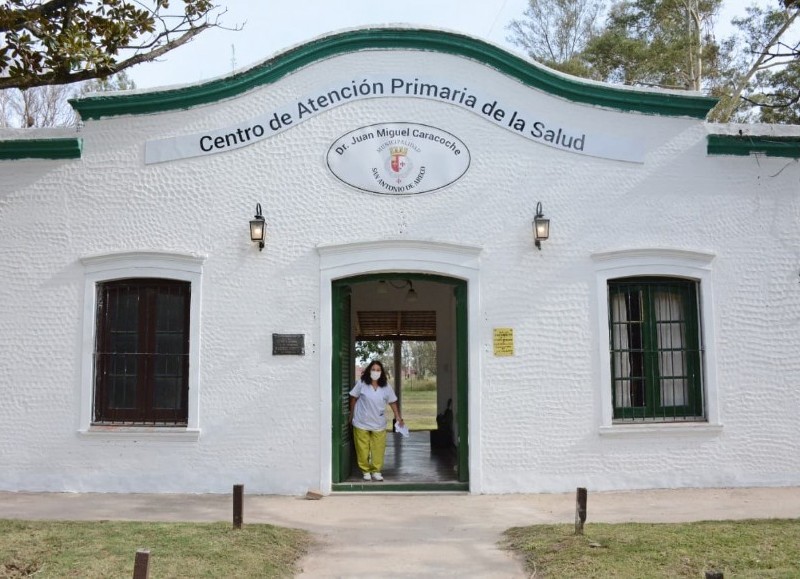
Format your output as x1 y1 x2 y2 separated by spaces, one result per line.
355 310 436 340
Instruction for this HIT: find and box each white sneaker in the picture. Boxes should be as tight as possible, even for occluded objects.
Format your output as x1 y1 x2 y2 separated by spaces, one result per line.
372 472 383 481
362 473 372 481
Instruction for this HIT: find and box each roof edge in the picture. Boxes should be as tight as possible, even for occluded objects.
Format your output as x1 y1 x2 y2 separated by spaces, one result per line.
707 134 800 158
71 28 718 120
0 138 83 160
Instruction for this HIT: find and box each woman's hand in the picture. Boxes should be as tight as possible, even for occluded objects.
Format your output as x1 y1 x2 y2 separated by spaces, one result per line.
389 401 403 426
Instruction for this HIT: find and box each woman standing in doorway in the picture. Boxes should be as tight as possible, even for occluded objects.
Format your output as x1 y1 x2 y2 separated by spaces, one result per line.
349 360 404 482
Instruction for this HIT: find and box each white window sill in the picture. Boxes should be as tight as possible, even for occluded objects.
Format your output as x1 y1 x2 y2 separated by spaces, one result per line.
599 422 723 437
78 426 201 442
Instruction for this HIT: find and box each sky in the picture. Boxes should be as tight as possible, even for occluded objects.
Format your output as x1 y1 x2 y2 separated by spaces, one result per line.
129 0 755 90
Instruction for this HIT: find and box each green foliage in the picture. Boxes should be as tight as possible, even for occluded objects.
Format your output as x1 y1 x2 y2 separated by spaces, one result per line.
356 340 438 381
757 62 800 123
509 0 800 123
354 340 393 366
402 340 437 378
0 1 227 90
547 55 600 77
509 0 723 89
581 0 722 89
709 3 800 122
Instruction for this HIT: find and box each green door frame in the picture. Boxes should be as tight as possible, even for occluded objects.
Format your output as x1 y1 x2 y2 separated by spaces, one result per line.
331 284 353 483
331 272 469 490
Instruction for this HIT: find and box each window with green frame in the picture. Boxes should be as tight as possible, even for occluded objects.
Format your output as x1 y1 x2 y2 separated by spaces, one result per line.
608 277 704 421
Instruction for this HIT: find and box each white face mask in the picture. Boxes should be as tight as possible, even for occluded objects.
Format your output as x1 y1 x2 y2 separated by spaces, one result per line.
370 370 382 381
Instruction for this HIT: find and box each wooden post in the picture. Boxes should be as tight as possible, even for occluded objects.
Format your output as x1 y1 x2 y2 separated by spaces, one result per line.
575 487 587 535
705 572 724 579
233 484 244 529
132 549 150 579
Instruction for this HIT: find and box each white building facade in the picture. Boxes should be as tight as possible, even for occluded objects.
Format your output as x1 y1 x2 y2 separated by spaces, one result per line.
1 27 798 495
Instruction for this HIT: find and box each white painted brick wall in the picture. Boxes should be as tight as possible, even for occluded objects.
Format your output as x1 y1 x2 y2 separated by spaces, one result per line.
1 46 798 494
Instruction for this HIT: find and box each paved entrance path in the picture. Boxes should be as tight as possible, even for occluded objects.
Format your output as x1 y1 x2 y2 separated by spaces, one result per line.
1 487 799 577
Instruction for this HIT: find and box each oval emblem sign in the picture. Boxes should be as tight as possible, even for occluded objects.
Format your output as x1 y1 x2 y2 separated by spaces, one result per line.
327 122 470 195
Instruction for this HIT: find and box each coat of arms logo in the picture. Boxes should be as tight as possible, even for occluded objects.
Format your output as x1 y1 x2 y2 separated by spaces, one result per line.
326 122 471 195
386 145 413 183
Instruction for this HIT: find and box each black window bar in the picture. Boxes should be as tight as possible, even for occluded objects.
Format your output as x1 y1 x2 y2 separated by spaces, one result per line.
94 278 190 425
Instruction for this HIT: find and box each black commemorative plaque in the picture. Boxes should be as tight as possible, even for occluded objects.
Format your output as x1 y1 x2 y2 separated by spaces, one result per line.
272 333 305 355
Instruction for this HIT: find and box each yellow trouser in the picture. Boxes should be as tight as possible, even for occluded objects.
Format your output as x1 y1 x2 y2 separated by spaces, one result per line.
353 426 387 474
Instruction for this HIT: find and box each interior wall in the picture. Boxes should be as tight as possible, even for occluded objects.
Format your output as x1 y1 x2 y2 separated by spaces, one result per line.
437 288 456 443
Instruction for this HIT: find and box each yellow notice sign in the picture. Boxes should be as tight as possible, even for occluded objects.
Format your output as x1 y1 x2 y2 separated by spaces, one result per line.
493 328 514 356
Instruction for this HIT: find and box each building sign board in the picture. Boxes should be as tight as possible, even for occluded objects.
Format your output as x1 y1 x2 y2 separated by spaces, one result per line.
144 75 645 165
272 333 305 356
326 123 469 195
493 328 514 356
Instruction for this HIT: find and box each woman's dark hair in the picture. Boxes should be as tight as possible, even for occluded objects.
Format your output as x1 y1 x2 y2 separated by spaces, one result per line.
361 359 388 387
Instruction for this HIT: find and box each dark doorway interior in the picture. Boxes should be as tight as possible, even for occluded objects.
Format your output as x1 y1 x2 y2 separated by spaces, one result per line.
331 273 468 491
342 430 458 484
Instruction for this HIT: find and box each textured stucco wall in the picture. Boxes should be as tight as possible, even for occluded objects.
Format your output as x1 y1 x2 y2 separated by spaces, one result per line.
1 43 799 495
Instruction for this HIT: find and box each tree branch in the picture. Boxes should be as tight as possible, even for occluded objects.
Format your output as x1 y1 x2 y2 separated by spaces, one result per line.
0 21 212 90
709 8 800 121
741 90 800 108
0 1 233 91
0 0 80 30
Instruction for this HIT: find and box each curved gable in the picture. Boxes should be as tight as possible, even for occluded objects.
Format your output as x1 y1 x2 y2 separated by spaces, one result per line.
71 28 717 121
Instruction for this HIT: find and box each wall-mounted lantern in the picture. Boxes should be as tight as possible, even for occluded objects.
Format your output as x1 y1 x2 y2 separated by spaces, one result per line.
533 201 550 250
249 203 266 251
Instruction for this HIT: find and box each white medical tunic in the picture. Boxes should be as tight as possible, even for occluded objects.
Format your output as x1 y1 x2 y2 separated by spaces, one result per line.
349 381 398 431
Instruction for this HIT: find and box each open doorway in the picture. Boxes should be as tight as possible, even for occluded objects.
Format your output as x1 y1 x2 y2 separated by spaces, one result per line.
331 273 468 490
354 340 438 433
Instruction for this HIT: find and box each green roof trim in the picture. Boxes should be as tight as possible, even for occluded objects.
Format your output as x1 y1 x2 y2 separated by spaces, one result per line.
71 28 718 120
0 138 83 160
707 134 800 158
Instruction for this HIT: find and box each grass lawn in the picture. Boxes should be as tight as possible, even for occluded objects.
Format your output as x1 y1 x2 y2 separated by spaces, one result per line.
0 519 311 578
401 388 437 430
383 388 437 431
502 519 800 578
